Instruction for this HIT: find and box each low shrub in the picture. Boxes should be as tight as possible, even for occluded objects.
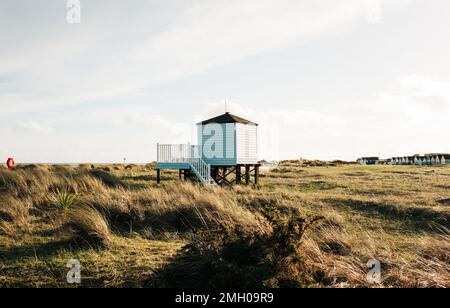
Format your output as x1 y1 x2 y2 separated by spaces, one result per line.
156 209 323 288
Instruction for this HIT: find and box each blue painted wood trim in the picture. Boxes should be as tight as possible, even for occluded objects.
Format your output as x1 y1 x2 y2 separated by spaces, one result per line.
156 163 191 170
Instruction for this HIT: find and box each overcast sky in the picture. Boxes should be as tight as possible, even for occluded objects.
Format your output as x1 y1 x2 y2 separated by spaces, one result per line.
0 0 449 163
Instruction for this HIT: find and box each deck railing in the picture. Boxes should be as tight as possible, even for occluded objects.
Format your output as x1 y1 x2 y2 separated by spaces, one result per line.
157 144 214 185
157 144 201 163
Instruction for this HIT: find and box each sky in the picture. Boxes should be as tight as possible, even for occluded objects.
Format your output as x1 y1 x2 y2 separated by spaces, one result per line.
0 0 449 163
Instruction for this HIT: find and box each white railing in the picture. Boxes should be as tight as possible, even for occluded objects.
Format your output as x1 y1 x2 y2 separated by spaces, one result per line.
157 144 214 185
189 158 213 185
157 143 201 163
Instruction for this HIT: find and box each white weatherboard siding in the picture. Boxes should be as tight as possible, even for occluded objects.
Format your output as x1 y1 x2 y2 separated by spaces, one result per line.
236 123 258 164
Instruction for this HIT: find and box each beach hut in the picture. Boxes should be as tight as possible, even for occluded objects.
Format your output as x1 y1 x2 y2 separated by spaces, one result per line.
156 112 260 186
359 157 379 165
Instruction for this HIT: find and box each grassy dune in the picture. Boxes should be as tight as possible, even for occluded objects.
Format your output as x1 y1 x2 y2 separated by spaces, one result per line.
0 162 448 288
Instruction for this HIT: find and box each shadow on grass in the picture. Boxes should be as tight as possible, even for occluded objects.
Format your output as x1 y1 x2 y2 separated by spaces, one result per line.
437 198 450 206
94 203 223 236
343 172 370 177
148 235 312 288
87 169 126 188
0 239 78 262
147 246 274 288
119 174 181 190
325 198 449 232
350 189 409 197
121 175 157 182
299 181 342 191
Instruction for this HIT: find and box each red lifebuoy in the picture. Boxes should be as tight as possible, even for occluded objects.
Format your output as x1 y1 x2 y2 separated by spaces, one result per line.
6 158 15 169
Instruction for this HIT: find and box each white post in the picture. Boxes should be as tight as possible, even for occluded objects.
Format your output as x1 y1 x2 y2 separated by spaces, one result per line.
187 143 191 160
157 143 159 162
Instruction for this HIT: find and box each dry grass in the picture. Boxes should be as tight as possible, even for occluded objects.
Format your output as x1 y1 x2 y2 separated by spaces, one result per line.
257 163 450 288
77 184 270 235
65 205 111 246
0 162 449 288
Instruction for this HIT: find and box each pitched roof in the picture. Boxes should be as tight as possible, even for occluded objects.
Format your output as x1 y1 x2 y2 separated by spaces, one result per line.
197 112 258 125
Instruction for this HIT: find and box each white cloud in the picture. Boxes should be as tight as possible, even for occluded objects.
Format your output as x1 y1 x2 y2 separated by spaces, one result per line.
344 75 450 157
0 0 413 114
0 121 54 135
17 121 54 134
413 95 448 112
132 113 191 143
398 74 450 112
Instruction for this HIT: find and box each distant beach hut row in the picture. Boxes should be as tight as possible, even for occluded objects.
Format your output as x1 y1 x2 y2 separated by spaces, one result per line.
357 154 450 166
390 155 449 166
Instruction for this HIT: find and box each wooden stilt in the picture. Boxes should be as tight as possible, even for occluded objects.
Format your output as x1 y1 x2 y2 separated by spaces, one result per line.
212 167 218 184
254 165 260 186
157 169 161 184
245 165 250 185
222 167 227 182
236 165 241 184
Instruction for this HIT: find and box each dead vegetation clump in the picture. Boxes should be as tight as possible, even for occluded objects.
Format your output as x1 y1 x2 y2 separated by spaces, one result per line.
0 196 32 236
155 208 322 288
64 205 111 246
